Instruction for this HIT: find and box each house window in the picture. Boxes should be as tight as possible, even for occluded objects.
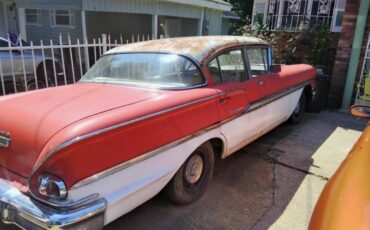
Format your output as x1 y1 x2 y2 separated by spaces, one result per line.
331 0 346 32
26 9 41 25
252 2 267 27
50 10 75 28
264 0 343 32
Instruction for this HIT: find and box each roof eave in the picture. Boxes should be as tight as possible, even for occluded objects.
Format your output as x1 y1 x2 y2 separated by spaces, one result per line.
222 15 241 20
159 0 232 11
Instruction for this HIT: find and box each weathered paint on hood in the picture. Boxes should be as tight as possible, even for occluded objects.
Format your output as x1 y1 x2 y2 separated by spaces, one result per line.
0 83 159 177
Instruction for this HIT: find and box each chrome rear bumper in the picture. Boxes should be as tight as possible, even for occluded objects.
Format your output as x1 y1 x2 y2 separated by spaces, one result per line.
0 180 106 230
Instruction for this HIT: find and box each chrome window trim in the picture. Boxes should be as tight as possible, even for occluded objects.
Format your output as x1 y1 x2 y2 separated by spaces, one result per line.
79 51 208 91
204 45 270 82
203 44 269 65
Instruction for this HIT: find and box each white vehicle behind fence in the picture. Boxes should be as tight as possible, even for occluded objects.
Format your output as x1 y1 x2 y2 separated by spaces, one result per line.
0 37 62 90
0 33 154 95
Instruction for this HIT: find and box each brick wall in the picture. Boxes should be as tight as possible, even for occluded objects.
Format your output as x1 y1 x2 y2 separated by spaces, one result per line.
327 0 370 108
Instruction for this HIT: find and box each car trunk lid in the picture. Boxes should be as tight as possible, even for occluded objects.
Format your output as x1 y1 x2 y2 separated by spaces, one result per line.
0 83 159 178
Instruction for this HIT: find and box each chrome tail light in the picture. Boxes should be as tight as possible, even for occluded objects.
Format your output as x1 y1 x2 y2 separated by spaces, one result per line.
38 173 67 199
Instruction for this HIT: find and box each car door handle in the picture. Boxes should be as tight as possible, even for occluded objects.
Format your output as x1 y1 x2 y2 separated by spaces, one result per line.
258 81 264 86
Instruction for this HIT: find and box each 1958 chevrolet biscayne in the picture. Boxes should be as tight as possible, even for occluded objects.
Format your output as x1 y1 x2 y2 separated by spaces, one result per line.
0 36 316 229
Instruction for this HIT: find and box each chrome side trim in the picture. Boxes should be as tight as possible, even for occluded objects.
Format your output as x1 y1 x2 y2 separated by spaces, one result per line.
0 180 106 230
71 123 221 190
246 79 313 113
35 79 312 193
71 80 311 190
30 94 220 176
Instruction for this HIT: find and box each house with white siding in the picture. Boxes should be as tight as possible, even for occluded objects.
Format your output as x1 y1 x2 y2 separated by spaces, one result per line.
252 0 347 33
0 0 232 44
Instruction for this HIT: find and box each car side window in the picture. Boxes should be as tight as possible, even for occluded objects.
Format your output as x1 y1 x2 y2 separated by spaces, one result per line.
207 50 246 84
207 58 222 83
218 50 246 82
246 47 268 76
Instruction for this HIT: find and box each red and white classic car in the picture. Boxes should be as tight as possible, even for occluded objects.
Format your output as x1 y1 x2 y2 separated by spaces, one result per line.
0 36 316 229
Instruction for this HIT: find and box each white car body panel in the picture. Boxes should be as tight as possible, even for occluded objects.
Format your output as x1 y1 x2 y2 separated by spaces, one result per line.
66 88 303 225
0 51 47 78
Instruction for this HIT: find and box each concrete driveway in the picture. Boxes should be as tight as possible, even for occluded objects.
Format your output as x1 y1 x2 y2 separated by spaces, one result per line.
1 111 367 230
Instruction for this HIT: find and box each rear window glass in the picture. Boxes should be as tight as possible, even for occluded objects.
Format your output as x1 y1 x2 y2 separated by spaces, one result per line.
81 53 205 89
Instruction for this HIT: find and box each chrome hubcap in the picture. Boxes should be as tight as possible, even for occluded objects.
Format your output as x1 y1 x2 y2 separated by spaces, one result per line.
184 155 204 184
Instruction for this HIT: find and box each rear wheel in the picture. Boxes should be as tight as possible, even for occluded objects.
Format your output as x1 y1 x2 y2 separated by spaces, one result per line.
289 92 306 124
165 142 214 204
26 79 47 90
36 61 57 88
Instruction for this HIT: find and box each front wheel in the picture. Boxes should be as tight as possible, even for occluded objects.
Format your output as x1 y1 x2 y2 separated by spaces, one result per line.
165 142 214 205
289 92 306 124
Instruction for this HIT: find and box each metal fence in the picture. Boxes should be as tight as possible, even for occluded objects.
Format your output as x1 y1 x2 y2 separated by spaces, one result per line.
0 33 152 96
265 14 333 31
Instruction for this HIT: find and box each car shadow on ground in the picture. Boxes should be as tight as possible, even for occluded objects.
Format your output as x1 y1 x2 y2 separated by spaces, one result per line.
0 111 367 230
103 111 367 230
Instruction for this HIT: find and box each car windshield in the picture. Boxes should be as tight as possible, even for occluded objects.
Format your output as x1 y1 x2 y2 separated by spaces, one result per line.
80 53 205 89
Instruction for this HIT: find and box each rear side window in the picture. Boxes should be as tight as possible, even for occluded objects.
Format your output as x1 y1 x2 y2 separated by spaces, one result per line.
208 58 222 83
207 49 246 83
246 47 268 76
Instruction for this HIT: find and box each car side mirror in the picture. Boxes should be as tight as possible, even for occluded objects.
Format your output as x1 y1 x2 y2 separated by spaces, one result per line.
349 105 370 119
271 64 281 73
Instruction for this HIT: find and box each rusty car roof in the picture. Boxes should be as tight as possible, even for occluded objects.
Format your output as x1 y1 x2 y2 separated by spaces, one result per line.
106 36 268 64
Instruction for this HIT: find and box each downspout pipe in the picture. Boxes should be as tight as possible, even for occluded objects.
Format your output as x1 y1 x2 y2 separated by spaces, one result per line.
341 0 370 110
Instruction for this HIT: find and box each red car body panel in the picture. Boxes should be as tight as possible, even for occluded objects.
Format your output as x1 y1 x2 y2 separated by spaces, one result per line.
31 87 221 188
32 64 315 189
0 37 316 194
0 83 160 177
